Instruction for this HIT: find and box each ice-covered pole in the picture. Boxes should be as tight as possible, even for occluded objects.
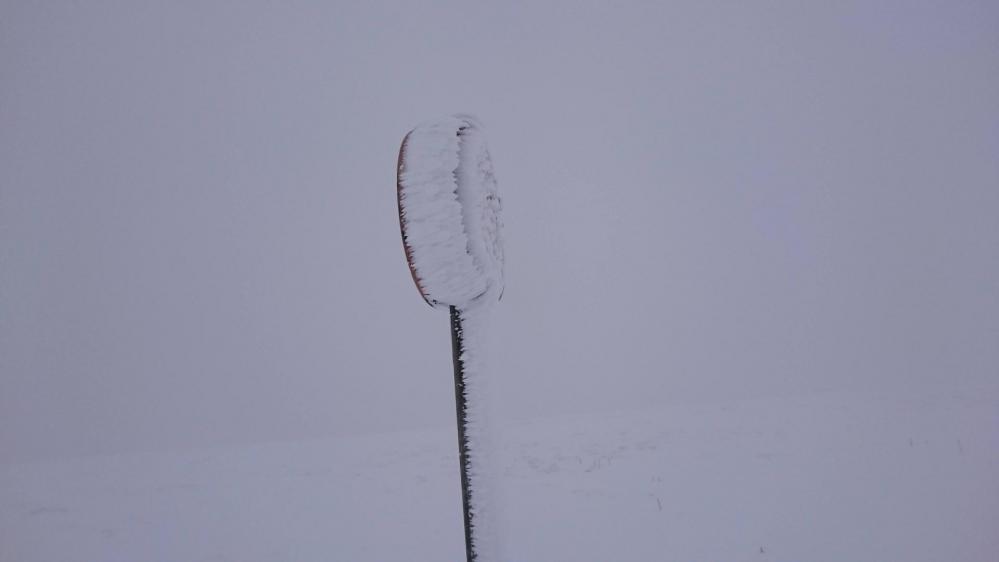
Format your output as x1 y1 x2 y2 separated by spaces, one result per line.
396 115 504 562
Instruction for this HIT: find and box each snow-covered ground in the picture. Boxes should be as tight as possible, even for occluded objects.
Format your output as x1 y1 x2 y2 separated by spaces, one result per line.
3 389 995 562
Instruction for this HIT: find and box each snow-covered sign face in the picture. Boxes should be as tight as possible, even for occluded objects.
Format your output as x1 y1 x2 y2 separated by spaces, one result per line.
397 115 504 310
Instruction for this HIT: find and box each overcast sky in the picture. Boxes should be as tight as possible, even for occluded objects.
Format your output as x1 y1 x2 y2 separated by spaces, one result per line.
2 1 997 464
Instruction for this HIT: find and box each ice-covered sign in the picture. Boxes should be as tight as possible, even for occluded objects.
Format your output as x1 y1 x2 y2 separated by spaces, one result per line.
397 115 504 562
397 115 504 311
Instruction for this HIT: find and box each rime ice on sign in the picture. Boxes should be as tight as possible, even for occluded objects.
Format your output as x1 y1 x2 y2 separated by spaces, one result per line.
397 115 504 310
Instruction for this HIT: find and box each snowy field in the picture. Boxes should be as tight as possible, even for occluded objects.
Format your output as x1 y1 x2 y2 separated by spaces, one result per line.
3 389 995 562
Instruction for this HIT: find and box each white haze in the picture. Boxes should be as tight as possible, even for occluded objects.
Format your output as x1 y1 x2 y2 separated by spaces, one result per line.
2 0 997 469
